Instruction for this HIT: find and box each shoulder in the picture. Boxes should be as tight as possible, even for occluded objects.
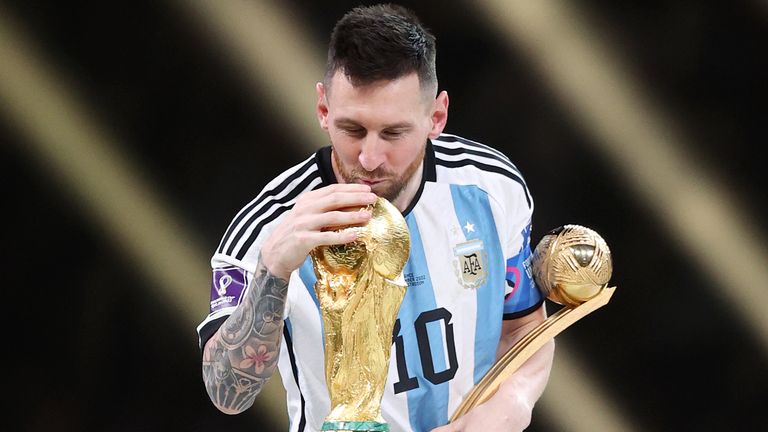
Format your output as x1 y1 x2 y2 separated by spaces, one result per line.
431 133 533 211
213 151 325 269
257 152 323 198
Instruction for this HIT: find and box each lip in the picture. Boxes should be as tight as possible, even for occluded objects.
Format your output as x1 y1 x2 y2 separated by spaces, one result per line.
359 179 384 186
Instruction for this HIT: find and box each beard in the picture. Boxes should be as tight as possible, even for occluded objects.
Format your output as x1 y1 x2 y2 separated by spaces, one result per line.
333 145 425 203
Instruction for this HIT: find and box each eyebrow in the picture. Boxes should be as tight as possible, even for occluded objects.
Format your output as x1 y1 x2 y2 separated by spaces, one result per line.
334 118 362 128
334 117 414 130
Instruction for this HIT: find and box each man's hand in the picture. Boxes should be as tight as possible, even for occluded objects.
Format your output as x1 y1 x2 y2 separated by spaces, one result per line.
434 306 554 431
261 183 377 279
431 379 534 432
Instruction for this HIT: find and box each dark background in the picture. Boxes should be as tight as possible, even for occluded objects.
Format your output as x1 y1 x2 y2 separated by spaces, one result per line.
3 1 766 431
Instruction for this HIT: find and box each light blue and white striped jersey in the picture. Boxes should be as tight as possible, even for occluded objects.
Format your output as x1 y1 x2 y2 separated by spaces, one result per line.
197 134 543 432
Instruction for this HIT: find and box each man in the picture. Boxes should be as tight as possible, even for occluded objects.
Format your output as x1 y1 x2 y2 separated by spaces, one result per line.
198 4 554 431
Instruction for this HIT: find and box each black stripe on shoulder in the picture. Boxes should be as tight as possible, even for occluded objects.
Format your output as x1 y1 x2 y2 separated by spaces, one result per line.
435 158 532 208
218 158 317 253
232 178 323 260
283 325 307 432
432 143 522 177
225 170 321 257
437 134 510 162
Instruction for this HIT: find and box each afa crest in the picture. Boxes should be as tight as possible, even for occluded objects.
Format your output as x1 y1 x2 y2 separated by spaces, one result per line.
453 239 488 289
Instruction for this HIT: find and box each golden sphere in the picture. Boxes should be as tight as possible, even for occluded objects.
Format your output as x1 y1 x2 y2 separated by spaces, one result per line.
313 197 410 280
532 225 612 307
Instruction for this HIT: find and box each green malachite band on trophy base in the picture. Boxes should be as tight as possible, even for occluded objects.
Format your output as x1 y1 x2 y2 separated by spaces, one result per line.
321 421 389 431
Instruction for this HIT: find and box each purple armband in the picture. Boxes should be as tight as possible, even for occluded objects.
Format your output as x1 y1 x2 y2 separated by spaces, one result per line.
209 267 248 312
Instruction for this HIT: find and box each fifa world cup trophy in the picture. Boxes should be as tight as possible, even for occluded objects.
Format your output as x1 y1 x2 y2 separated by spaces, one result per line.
451 224 616 420
310 197 411 432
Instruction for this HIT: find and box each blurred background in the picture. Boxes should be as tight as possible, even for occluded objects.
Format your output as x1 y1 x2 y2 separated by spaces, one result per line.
3 0 766 431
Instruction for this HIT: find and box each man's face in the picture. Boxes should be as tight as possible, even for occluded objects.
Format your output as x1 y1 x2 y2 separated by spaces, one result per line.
317 71 447 204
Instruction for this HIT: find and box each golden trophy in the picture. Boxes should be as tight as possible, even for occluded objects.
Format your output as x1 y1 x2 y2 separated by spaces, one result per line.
310 197 411 432
450 224 615 421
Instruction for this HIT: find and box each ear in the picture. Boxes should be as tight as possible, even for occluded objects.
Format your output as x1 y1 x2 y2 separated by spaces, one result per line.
316 82 329 130
428 90 449 139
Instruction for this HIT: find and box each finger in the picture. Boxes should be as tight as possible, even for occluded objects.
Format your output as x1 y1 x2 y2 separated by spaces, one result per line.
301 209 372 231
308 229 360 247
309 183 372 198
300 191 378 214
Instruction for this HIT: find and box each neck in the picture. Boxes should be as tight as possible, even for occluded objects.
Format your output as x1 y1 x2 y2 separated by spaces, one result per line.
390 163 423 212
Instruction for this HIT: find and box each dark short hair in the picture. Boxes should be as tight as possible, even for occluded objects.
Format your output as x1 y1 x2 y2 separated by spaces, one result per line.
325 4 437 95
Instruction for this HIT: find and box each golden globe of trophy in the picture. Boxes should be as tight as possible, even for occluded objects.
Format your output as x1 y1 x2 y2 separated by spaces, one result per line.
310 197 410 432
451 224 616 421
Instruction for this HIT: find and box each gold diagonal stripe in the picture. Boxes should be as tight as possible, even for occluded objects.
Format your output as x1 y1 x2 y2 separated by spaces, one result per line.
0 6 287 428
179 0 327 153
475 0 768 352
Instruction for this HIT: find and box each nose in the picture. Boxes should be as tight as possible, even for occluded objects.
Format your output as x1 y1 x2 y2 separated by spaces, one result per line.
358 135 386 172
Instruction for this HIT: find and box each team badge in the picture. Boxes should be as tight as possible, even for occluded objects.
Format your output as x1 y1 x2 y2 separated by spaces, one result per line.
453 239 488 289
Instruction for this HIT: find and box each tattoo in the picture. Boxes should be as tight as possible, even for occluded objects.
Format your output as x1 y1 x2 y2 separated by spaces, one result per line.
202 256 289 413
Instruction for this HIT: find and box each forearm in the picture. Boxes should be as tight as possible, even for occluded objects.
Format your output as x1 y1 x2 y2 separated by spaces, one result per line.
201 256 289 414
440 307 554 431
488 305 554 429
435 335 553 432
492 338 554 427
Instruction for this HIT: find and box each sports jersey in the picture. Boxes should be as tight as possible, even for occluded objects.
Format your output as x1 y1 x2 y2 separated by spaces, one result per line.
197 133 544 432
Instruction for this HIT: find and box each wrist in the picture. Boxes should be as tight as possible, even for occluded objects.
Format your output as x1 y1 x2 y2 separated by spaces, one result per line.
494 379 534 426
260 253 292 281
497 376 533 406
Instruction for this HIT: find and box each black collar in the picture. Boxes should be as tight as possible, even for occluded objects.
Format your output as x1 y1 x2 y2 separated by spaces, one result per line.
313 140 436 217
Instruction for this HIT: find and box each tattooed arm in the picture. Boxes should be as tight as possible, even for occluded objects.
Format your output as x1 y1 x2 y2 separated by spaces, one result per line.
201 184 377 414
202 257 289 414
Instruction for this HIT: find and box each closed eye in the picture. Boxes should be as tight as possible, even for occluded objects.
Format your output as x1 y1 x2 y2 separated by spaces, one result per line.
342 127 366 138
381 128 409 140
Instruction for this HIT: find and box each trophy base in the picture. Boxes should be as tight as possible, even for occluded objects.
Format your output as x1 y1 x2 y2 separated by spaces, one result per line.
321 421 389 432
